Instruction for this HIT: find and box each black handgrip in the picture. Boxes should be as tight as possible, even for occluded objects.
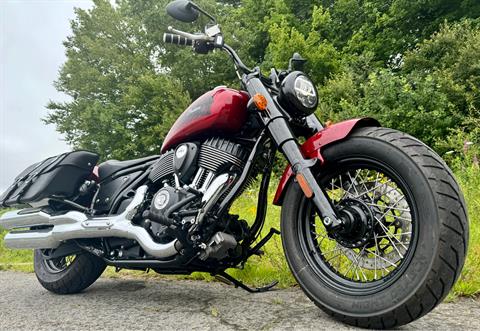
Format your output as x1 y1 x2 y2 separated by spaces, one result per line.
163 33 193 46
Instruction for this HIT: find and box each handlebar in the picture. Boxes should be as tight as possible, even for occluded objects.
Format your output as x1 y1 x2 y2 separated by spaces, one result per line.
163 26 253 75
163 33 194 47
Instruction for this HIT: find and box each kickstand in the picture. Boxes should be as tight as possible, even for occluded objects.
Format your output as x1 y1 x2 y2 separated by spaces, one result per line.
214 271 278 293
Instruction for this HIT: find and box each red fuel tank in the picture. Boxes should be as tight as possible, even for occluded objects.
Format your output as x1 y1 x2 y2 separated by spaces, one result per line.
161 87 249 153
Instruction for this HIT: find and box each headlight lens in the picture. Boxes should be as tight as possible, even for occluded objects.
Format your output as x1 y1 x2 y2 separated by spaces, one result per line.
294 76 318 109
279 71 319 117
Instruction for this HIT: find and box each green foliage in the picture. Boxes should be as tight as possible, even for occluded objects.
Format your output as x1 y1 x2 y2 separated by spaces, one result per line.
319 19 480 153
45 0 191 160
0 210 33 272
45 0 480 161
452 166 480 297
264 9 342 84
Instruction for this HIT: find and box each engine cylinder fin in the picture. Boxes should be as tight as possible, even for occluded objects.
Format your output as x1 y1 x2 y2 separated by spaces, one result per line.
149 150 174 184
149 138 250 187
196 168 211 189
198 138 248 173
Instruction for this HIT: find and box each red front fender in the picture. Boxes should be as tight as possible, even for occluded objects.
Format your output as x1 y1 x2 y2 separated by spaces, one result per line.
273 118 380 206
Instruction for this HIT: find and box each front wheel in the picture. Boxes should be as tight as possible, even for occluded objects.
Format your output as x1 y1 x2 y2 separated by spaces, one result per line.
281 127 468 329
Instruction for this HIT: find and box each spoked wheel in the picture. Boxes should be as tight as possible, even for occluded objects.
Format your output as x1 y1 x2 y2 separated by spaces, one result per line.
281 127 468 329
34 248 106 294
304 165 417 290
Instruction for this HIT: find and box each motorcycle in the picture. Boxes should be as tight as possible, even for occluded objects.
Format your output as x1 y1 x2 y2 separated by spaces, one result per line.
0 1 468 328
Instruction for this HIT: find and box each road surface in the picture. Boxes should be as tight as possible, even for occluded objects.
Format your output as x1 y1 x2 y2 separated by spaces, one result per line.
0 271 478 330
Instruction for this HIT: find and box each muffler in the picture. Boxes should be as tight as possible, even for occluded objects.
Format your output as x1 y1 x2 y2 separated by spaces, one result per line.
0 186 179 259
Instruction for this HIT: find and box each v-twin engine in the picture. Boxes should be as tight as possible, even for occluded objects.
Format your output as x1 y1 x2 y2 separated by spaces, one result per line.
142 137 251 260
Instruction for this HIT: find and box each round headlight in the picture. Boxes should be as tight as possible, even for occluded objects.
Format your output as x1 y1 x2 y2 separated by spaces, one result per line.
294 76 317 108
279 71 318 117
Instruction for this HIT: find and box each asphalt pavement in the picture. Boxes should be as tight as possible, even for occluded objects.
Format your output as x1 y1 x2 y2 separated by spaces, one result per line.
0 271 478 330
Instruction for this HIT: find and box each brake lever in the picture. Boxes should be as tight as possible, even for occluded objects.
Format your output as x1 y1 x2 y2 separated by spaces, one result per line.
167 26 213 42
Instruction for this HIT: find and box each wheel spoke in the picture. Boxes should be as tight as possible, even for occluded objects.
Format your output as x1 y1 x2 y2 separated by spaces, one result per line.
43 254 76 274
308 165 415 284
375 196 407 221
314 231 328 241
375 231 411 239
325 251 344 263
355 169 376 203
347 171 361 197
365 202 410 214
373 233 379 280
320 245 343 257
359 180 386 197
374 217 409 251
368 249 398 268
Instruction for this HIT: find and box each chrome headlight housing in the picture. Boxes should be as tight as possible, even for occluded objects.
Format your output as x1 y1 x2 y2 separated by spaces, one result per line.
279 71 318 117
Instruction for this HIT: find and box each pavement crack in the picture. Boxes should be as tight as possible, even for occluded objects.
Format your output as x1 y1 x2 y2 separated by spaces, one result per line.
197 297 246 331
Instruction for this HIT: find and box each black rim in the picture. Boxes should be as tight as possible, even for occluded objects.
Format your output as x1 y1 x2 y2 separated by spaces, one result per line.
297 157 419 296
42 254 76 274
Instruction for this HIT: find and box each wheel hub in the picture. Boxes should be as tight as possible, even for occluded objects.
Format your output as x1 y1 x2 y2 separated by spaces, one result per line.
333 198 374 248
335 181 412 270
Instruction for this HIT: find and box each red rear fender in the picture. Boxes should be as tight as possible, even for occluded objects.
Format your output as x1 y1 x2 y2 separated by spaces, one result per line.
273 118 380 206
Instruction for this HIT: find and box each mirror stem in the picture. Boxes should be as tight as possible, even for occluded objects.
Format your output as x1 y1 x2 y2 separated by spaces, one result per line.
190 2 216 23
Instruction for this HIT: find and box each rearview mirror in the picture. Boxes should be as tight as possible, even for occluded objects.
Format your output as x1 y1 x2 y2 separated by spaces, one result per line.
289 52 307 71
166 0 200 23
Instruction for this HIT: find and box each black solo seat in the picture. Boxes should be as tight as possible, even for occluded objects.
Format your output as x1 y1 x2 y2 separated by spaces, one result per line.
98 155 159 180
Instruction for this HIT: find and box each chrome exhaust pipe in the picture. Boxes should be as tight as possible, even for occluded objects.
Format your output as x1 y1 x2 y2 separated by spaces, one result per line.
0 186 178 259
0 210 81 230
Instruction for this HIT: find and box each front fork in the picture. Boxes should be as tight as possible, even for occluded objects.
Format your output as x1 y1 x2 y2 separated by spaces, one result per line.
244 75 343 229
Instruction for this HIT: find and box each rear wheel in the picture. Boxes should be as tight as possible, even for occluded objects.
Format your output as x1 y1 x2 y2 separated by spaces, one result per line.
34 249 106 294
281 127 468 329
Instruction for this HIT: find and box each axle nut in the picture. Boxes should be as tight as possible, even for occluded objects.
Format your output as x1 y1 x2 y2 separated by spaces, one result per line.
323 217 332 226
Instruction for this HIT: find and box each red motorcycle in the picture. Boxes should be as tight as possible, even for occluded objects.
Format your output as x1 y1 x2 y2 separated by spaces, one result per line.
0 1 468 328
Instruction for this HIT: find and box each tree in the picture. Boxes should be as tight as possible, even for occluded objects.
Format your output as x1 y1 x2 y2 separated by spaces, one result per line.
46 0 480 163
45 0 190 160
318 19 480 153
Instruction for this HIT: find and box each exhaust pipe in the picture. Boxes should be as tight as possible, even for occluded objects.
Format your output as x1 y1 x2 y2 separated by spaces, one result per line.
0 186 178 259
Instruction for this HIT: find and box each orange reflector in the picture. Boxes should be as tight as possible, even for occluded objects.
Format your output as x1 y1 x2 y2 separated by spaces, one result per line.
325 120 333 128
252 93 268 111
296 173 313 198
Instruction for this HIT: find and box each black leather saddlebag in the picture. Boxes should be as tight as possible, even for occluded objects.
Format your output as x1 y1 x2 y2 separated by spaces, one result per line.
0 151 99 207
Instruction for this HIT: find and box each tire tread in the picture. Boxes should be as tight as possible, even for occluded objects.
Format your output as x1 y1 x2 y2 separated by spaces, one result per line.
286 126 468 329
34 250 106 294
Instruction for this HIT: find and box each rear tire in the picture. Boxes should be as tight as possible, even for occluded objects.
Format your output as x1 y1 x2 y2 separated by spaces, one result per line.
281 127 468 329
34 249 106 294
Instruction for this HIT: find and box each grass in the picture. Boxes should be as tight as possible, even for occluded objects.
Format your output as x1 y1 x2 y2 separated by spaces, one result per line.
0 211 33 272
0 167 479 298
449 166 480 297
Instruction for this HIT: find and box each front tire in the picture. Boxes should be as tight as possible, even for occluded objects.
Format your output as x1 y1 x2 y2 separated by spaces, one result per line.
281 127 468 329
34 249 106 294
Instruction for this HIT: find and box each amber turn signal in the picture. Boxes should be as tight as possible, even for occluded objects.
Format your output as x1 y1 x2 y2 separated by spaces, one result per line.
296 173 313 198
252 93 268 111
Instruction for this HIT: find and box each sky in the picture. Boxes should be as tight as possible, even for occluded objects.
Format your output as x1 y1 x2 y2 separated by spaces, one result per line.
0 0 93 193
